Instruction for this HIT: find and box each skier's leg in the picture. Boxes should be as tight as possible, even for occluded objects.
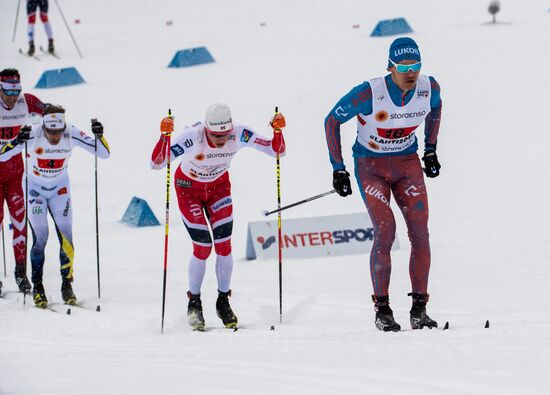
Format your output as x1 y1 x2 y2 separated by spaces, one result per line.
392 154 431 295
205 180 233 292
354 157 396 297
5 169 27 270
175 181 212 295
48 185 74 282
27 186 49 285
26 0 38 51
38 0 53 42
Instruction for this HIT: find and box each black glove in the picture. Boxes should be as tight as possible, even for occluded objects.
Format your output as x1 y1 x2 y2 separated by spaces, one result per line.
16 126 31 144
91 120 104 137
333 169 352 197
422 150 441 178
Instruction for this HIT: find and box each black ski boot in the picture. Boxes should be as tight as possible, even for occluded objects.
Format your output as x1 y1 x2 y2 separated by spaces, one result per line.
48 39 55 54
28 41 35 56
373 295 401 332
216 290 238 329
61 279 77 305
33 283 48 308
187 291 205 331
409 293 438 329
15 266 32 293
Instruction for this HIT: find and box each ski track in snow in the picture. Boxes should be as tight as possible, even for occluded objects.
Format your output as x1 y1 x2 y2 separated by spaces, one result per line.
1 0 550 394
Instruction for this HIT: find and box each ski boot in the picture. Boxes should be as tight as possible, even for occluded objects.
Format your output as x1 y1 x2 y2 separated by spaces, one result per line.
216 290 238 329
15 266 32 293
33 283 48 308
48 39 55 54
409 293 438 329
373 295 401 332
28 41 35 56
61 279 77 305
187 291 205 331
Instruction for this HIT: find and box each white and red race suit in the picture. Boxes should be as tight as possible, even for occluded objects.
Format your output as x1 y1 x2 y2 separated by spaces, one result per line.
150 121 285 294
0 124 110 283
0 93 44 269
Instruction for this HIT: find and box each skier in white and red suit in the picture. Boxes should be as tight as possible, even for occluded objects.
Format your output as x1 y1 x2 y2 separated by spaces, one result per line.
150 103 286 330
0 68 45 294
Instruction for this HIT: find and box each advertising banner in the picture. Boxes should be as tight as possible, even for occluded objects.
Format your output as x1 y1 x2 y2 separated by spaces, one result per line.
246 212 399 260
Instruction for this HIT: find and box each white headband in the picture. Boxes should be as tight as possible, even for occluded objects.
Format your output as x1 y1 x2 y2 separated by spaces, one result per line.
0 81 22 90
43 113 66 131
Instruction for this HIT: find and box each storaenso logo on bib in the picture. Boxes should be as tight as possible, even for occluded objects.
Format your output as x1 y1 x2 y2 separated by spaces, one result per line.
389 111 426 120
206 152 236 159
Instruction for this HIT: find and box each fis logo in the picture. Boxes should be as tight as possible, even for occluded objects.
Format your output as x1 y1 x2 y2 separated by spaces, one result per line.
241 129 253 143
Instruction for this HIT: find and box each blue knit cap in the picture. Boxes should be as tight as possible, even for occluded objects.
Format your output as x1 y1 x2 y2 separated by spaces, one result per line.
387 37 421 69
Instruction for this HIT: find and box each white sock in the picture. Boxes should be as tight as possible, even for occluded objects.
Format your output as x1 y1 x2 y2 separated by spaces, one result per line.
215 253 233 292
43 22 53 40
188 255 206 295
27 24 35 42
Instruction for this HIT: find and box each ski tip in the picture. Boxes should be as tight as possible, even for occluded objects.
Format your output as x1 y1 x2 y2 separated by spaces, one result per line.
443 321 449 330
484 320 490 328
270 325 275 331
66 308 71 315
96 305 101 312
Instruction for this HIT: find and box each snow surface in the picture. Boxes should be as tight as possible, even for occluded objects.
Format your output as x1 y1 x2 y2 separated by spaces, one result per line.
1 0 550 394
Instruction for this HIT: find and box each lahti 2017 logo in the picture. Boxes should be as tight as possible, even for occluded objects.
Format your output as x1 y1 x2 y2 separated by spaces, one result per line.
257 235 276 250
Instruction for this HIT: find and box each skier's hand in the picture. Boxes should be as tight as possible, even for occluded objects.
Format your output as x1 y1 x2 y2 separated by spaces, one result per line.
160 117 174 136
91 120 104 137
422 150 441 178
270 113 286 131
16 126 31 144
333 169 352 197
271 129 286 154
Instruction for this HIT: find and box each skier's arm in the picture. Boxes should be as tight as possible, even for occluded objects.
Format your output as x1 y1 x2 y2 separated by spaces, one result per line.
324 82 373 171
236 125 286 158
70 126 110 159
150 124 196 170
23 93 46 116
424 77 442 152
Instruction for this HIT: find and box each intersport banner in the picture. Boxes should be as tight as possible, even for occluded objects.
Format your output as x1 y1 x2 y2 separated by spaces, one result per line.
245 212 399 260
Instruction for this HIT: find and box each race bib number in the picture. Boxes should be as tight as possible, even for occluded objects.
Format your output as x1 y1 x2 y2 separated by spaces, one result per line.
37 158 65 169
0 125 21 140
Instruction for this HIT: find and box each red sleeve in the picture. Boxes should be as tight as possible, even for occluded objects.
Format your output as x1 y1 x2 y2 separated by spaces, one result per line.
23 93 46 116
151 136 170 165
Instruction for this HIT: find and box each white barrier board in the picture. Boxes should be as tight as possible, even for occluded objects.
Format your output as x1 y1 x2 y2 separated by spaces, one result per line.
246 212 399 260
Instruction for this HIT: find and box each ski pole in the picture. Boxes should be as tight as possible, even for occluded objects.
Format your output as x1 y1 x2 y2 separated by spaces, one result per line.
92 119 101 312
1 222 6 278
274 106 283 324
53 0 83 59
12 0 21 42
24 141 28 305
161 109 173 334
264 190 336 216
